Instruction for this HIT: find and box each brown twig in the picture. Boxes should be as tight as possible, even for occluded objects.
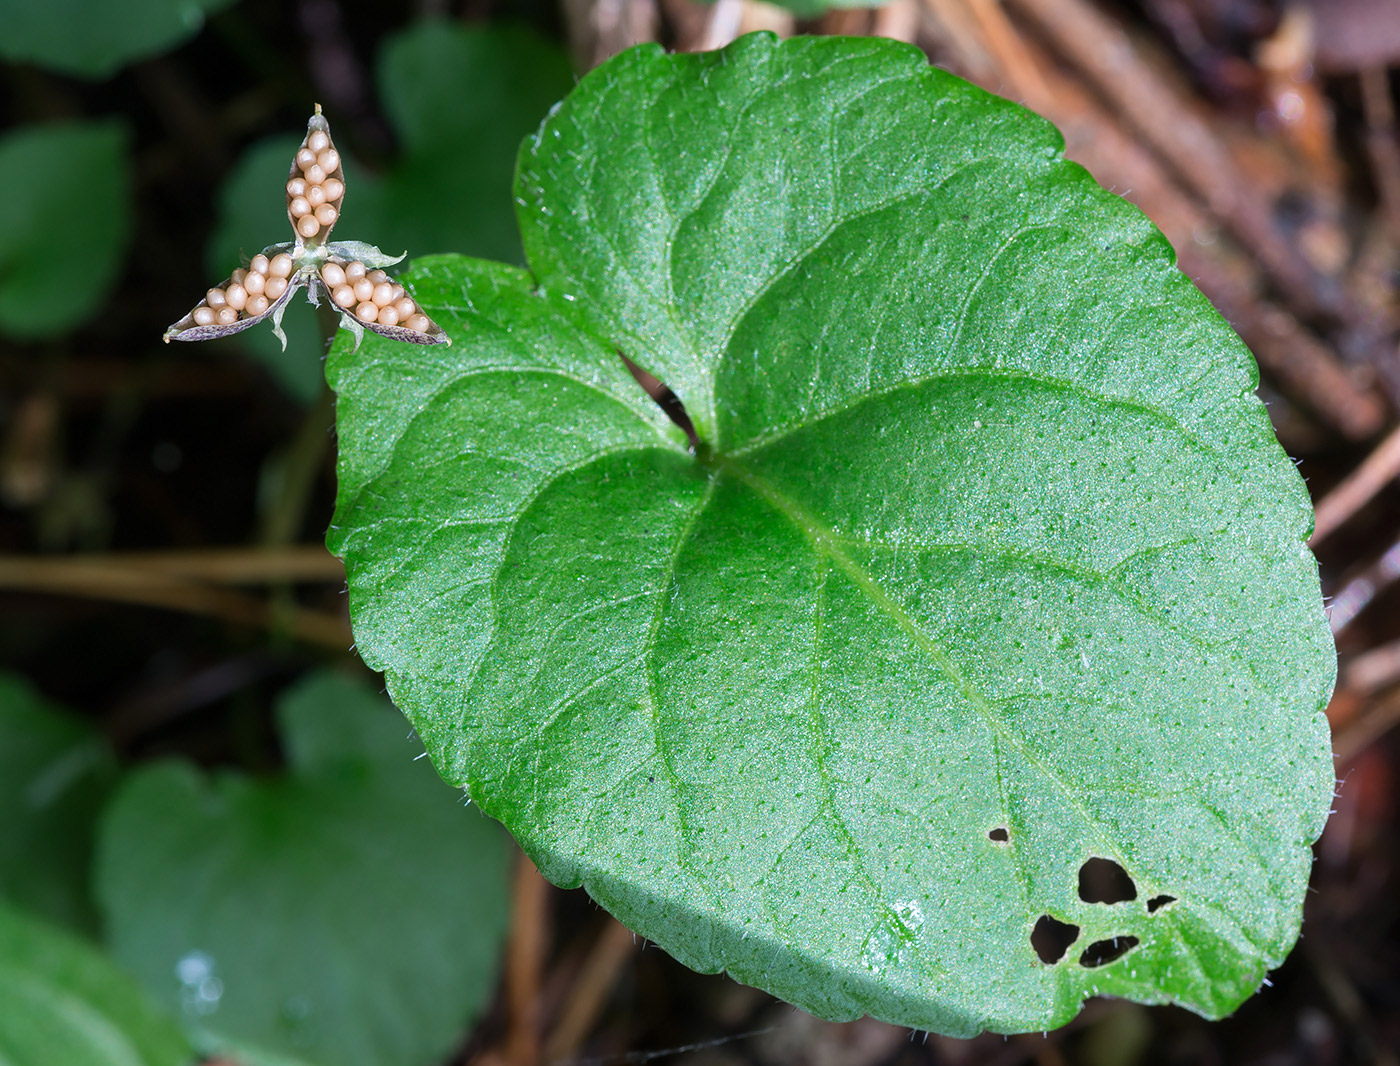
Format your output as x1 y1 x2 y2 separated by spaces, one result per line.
932 0 1386 441
1326 534 1400 635
920 0 1000 85
960 0 1054 109
0 552 349 648
1312 423 1400 545
502 855 552 1066
542 919 637 1063
1343 641 1400 698
1333 682 1400 762
1360 66 1400 241
562 0 658 68
872 0 919 43
1177 255 1388 442
0 545 345 584
1005 0 1349 325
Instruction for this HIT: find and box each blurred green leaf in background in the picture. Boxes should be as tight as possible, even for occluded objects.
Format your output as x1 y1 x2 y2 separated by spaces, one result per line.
96 671 512 1066
0 673 116 936
362 20 578 263
0 122 131 340
0 0 237 80
0 900 193 1066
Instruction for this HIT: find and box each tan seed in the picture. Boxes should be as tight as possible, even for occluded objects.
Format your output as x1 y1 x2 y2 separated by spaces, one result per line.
306 184 326 207
303 163 326 186
393 297 416 319
307 130 330 153
344 260 366 281
296 147 317 171
249 254 270 275
268 254 293 277
206 287 227 308
314 203 337 227
193 306 216 326
225 283 248 310
316 149 339 173
216 307 238 325
265 276 288 300
367 269 387 284
377 305 400 327
322 178 344 201
289 196 311 218
287 178 306 198
244 271 265 296
405 313 431 333
371 282 393 307
321 262 346 288
333 285 356 308
297 215 320 238
231 268 248 285
245 294 269 316
355 301 379 322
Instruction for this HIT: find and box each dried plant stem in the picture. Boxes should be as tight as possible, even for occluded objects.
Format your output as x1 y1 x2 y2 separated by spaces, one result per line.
960 0 1053 109
1343 641 1400 700
542 919 637 1062
0 550 348 648
1005 0 1345 324
1360 66 1400 241
1326 535 1400 635
0 545 344 584
936 0 1385 441
502 855 551 1066
872 0 919 43
1312 423 1400 545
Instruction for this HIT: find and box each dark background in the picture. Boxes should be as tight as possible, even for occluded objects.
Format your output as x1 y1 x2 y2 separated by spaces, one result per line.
1 0 1396 1063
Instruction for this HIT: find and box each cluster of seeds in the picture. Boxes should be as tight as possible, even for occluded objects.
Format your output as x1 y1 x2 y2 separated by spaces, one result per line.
321 260 432 332
287 126 344 242
167 107 446 348
189 253 294 326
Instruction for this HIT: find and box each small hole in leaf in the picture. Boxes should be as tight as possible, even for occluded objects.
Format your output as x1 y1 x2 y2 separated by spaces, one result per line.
1078 935 1140 968
1078 857 1137 904
1031 915 1080 964
988 827 1009 842
1147 894 1176 913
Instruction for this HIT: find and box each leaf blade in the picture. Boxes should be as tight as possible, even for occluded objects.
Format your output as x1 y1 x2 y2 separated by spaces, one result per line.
329 32 1334 1034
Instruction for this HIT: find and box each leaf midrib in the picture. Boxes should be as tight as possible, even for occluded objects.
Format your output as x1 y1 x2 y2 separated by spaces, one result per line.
718 456 1134 876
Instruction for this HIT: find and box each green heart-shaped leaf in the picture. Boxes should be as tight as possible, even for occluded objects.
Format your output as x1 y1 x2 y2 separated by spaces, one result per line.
96 672 512 1066
0 673 115 934
0 900 191 1066
0 121 130 339
0 0 235 79
326 33 1334 1034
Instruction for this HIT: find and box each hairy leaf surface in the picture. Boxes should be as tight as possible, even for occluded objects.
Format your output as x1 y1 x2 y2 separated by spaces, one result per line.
327 33 1334 1034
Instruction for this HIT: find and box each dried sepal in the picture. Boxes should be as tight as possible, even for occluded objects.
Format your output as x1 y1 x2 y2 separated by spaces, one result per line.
286 105 345 249
324 241 406 270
